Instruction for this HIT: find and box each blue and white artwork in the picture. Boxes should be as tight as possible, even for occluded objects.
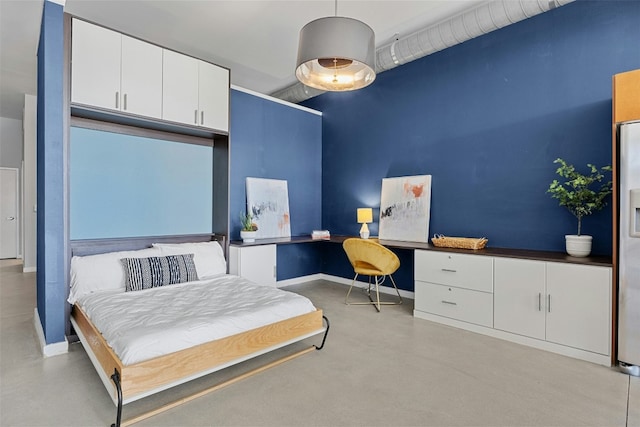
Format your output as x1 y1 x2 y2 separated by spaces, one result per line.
379 175 432 243
246 177 291 239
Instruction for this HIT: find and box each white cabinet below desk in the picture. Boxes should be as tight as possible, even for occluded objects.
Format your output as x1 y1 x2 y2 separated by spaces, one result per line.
494 258 611 356
229 245 276 287
414 249 612 366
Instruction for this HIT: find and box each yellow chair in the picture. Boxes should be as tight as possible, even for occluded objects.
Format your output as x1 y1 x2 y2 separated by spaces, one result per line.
342 238 403 312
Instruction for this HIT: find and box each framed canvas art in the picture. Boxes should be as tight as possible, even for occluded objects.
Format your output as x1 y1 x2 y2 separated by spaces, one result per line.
378 175 432 243
246 177 291 239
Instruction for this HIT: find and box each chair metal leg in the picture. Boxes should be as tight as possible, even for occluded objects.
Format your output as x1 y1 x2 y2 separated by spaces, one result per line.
345 273 359 305
389 274 403 305
346 273 403 310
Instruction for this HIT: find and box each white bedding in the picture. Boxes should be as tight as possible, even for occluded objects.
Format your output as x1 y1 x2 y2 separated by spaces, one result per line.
77 275 317 365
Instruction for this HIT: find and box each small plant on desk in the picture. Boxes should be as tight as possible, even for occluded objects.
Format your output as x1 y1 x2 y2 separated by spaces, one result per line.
240 212 258 242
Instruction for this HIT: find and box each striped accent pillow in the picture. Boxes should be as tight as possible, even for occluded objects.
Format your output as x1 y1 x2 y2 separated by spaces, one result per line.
120 254 199 292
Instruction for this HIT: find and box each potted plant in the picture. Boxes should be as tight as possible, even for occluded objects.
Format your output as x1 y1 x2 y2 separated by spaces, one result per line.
240 211 258 242
547 158 612 257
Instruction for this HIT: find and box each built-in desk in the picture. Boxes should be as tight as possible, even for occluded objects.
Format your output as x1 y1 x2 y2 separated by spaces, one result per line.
229 234 612 267
229 234 614 366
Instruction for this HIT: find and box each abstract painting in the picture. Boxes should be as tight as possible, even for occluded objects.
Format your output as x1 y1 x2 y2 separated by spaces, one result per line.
379 175 432 242
246 177 291 239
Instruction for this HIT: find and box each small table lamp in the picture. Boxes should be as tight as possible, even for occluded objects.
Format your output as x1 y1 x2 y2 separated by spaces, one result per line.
357 208 373 239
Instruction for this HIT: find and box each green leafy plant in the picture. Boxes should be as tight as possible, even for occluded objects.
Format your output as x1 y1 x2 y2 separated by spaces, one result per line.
547 158 612 236
240 211 258 232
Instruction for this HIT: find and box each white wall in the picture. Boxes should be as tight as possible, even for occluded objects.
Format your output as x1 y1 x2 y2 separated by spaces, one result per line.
0 117 23 168
23 95 37 272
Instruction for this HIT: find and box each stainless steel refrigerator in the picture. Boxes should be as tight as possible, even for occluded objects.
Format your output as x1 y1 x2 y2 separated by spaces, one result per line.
619 121 640 376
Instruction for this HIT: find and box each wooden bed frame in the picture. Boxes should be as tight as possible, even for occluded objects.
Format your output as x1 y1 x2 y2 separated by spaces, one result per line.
69 234 329 427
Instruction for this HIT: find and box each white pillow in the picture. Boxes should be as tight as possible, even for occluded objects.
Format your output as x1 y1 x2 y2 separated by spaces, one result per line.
68 247 162 304
152 241 227 279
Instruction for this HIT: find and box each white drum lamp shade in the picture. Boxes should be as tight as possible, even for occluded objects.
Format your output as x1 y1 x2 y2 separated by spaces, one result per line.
296 16 376 92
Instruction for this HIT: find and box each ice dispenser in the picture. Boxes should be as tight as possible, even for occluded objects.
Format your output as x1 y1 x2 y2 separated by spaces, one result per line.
631 189 640 237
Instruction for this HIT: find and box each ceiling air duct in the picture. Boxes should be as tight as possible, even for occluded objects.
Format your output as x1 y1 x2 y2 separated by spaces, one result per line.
271 0 574 104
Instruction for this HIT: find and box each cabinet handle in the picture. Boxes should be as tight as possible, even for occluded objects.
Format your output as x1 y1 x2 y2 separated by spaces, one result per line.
194 110 198 124
115 92 119 109
547 294 551 313
201 111 204 125
441 300 457 306
538 292 542 311
441 268 457 273
273 266 277 279
123 93 127 110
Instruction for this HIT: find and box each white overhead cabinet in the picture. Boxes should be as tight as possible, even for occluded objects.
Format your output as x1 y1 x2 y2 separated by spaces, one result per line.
162 50 229 132
71 19 163 118
71 19 229 132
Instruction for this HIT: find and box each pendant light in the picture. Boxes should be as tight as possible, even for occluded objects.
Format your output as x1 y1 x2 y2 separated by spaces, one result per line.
295 0 376 92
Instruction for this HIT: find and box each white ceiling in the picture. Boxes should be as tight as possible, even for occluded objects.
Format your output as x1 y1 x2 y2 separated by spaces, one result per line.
0 0 484 120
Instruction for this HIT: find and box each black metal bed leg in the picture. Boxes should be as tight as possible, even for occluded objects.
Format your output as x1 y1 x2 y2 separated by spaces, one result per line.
110 369 123 427
314 315 330 350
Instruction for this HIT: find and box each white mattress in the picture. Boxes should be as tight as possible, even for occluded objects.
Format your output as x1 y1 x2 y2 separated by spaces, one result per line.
77 275 317 365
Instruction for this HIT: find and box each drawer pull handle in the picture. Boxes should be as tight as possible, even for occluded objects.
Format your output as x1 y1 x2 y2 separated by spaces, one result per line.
441 300 457 306
441 268 457 273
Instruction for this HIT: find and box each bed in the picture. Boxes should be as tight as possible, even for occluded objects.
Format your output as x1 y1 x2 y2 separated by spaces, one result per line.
68 235 329 427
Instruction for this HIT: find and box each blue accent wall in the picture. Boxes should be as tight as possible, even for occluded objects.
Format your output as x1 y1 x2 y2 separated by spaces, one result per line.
229 89 323 279
70 127 213 239
303 0 640 290
36 1 66 344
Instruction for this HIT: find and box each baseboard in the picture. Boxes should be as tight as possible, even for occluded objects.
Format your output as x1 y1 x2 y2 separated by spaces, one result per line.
277 273 324 288
33 308 68 357
23 266 36 273
278 273 415 299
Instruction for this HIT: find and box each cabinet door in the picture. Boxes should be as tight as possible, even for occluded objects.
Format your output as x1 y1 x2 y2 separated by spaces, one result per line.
198 61 229 132
120 35 163 118
162 50 199 125
545 263 611 355
231 245 277 287
71 19 121 110
494 258 546 340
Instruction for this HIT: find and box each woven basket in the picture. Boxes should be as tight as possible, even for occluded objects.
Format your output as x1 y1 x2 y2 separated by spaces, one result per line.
431 235 488 250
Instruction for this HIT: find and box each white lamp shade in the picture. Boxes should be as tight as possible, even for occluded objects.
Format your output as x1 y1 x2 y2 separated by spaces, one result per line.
296 16 376 92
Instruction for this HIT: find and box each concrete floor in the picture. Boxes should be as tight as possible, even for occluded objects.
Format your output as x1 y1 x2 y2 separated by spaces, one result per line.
1 259 639 427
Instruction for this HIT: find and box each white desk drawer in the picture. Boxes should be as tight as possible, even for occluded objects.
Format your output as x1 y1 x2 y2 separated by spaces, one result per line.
415 250 493 292
414 281 493 327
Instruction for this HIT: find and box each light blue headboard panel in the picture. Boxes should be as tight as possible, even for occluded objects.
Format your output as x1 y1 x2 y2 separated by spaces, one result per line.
70 126 213 239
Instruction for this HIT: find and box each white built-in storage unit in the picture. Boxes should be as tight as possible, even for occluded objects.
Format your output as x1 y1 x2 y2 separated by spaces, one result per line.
162 50 229 131
228 245 277 287
414 249 612 366
70 18 229 133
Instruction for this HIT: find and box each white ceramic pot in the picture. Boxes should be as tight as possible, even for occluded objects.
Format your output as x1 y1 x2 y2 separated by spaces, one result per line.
240 230 257 243
565 235 592 257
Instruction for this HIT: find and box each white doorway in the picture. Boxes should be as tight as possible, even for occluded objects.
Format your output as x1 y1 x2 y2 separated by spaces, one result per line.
0 168 19 259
